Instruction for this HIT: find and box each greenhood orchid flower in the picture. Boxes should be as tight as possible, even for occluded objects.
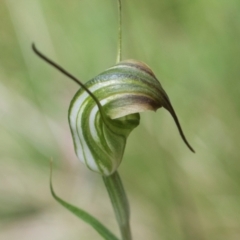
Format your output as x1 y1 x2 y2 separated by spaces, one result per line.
68 59 195 176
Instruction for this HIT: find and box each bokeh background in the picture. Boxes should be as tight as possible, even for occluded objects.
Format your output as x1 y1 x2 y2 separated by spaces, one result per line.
1 0 240 239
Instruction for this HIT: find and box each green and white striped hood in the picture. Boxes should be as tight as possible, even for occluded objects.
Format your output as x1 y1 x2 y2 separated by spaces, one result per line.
69 60 194 176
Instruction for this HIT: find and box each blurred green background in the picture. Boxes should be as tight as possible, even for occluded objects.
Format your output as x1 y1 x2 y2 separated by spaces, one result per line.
1 0 240 239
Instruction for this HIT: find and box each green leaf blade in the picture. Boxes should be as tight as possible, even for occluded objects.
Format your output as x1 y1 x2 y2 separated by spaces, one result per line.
50 166 119 240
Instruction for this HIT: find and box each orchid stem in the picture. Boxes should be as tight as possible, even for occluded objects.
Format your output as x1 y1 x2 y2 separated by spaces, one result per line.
103 171 132 240
116 0 122 63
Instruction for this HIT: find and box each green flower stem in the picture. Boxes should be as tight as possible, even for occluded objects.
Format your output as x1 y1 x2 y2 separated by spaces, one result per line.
116 0 122 63
103 171 132 240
